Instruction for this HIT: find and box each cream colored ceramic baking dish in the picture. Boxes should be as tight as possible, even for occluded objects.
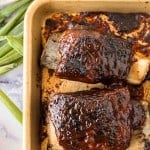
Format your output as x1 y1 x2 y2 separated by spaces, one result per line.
23 0 150 150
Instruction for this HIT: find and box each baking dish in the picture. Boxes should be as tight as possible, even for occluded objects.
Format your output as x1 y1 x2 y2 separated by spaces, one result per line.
23 0 150 150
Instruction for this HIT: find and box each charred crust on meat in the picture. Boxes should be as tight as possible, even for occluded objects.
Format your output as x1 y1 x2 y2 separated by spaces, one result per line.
145 139 150 150
49 87 145 150
56 29 133 83
131 100 145 129
106 13 143 33
41 12 150 149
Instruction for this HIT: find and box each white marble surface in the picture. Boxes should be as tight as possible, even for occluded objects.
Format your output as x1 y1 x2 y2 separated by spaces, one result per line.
0 0 23 150
0 66 23 150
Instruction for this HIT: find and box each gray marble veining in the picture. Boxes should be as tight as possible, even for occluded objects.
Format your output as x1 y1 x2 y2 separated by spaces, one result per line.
0 66 23 150
0 65 23 110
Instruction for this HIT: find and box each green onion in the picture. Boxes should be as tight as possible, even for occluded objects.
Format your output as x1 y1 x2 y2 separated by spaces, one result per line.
0 40 6 48
0 19 24 56
0 57 23 74
0 49 22 66
0 43 12 57
0 36 6 41
0 88 22 124
6 35 23 55
0 0 31 22
0 0 33 124
8 20 24 35
0 16 5 23
0 33 23 56
0 2 30 35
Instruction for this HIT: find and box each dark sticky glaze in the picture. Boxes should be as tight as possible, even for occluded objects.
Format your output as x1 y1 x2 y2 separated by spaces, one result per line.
46 19 58 31
107 13 143 33
41 12 150 147
143 31 150 43
131 100 145 129
128 84 144 100
45 12 104 32
107 82 144 100
40 101 49 141
56 29 133 83
145 139 150 150
43 12 150 58
133 15 150 56
49 87 145 150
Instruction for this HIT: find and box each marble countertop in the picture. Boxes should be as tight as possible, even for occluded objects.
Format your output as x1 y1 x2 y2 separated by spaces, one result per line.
0 0 23 149
0 66 22 150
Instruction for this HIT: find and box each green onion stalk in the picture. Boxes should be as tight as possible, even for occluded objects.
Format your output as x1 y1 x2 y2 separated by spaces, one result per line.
0 0 33 123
